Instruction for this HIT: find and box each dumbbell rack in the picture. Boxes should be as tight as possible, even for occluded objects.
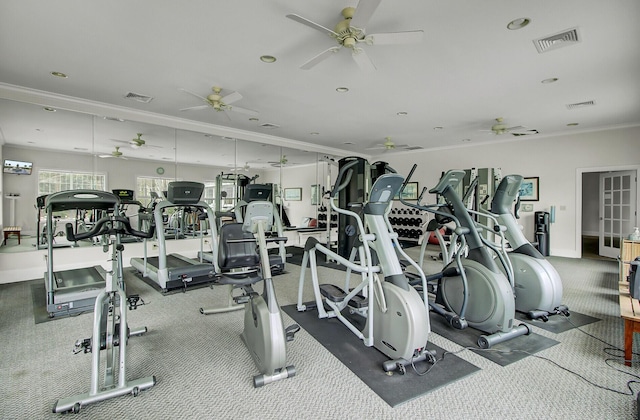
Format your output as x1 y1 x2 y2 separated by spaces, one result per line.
389 206 426 245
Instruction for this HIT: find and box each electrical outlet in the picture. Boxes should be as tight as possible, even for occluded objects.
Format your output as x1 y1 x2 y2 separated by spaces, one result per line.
152 243 158 250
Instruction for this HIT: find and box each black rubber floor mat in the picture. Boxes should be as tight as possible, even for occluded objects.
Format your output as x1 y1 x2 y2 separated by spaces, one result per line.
515 310 600 334
286 246 348 271
428 313 560 366
282 304 481 407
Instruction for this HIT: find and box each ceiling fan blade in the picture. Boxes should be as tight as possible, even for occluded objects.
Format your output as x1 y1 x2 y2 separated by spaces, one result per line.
286 14 338 37
365 30 424 45
179 88 208 102
300 46 341 70
228 105 259 116
350 0 382 29
179 104 210 112
352 48 376 72
506 125 526 132
221 91 242 105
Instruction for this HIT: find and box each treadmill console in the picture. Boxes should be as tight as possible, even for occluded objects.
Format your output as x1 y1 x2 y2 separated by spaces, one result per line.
167 181 204 205
112 189 136 204
244 184 272 202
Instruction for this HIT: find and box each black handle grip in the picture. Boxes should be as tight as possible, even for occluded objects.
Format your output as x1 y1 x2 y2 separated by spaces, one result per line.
66 216 155 242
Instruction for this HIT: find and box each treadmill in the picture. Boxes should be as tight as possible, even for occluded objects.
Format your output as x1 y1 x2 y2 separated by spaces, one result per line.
44 190 117 318
198 183 287 274
130 181 220 292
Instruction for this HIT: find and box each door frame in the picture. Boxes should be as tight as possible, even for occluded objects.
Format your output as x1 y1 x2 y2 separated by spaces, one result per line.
576 164 640 258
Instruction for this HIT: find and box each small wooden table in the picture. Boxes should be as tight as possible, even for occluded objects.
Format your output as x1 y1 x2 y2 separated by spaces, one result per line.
619 282 640 366
2 226 21 245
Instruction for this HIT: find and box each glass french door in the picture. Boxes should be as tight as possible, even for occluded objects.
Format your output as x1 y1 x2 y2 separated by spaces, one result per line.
599 171 637 258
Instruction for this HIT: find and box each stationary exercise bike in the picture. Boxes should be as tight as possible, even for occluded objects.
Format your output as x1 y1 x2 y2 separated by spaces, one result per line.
53 193 156 414
487 174 568 321
213 200 298 387
297 161 433 373
401 166 529 348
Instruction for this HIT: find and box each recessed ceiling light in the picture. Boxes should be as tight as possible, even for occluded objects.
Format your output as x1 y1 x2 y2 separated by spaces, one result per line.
222 136 235 140
310 132 320 135
507 18 531 30
343 141 353 145
204 134 215 138
43 107 56 112
50 71 68 78
461 138 471 142
397 111 408 116
249 117 259 122
567 122 579 126
336 87 349 93
27 141 36 144
260 55 277 63
541 77 559 84
433 126 443 130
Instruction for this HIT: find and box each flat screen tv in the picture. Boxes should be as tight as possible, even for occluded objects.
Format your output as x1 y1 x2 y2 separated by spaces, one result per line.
3 159 33 175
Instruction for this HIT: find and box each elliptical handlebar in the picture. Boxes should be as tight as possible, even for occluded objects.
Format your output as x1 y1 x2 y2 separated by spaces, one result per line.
331 159 360 198
66 215 155 242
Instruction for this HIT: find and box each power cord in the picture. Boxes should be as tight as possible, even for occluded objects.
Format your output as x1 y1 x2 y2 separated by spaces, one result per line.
408 312 640 397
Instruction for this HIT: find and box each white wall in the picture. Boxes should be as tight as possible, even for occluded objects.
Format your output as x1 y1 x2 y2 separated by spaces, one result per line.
378 126 640 258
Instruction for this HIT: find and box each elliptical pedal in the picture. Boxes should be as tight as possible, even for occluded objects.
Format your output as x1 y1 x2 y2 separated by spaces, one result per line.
319 284 367 308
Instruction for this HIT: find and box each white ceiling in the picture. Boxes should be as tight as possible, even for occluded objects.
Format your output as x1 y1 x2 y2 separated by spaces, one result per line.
1 0 639 168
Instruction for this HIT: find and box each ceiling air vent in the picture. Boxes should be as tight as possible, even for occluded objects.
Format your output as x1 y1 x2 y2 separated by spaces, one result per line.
566 100 596 110
533 27 581 53
403 146 424 151
124 92 154 103
259 123 280 129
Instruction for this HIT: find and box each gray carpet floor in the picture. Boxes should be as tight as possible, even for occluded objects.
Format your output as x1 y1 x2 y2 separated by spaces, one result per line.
0 250 637 419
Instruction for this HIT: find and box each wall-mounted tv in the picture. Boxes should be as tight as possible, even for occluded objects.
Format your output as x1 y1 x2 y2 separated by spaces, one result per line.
3 159 33 175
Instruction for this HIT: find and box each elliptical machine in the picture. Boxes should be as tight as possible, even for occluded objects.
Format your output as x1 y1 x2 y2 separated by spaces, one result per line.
401 166 530 348
213 200 298 387
53 191 156 414
488 174 568 321
297 160 433 373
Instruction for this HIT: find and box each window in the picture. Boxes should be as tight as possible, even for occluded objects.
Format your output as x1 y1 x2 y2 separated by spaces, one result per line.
203 181 216 207
38 170 106 196
136 176 173 206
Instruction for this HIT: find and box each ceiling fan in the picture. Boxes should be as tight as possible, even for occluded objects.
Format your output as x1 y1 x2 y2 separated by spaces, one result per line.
286 0 424 71
268 155 298 167
112 133 161 149
231 162 251 172
483 118 539 136
99 146 127 159
179 86 259 117
366 137 410 152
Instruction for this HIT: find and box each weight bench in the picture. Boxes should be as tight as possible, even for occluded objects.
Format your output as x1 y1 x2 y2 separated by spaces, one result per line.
3 226 21 245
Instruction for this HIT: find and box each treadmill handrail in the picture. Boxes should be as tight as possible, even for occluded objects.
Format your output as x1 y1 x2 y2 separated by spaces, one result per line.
65 215 155 242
